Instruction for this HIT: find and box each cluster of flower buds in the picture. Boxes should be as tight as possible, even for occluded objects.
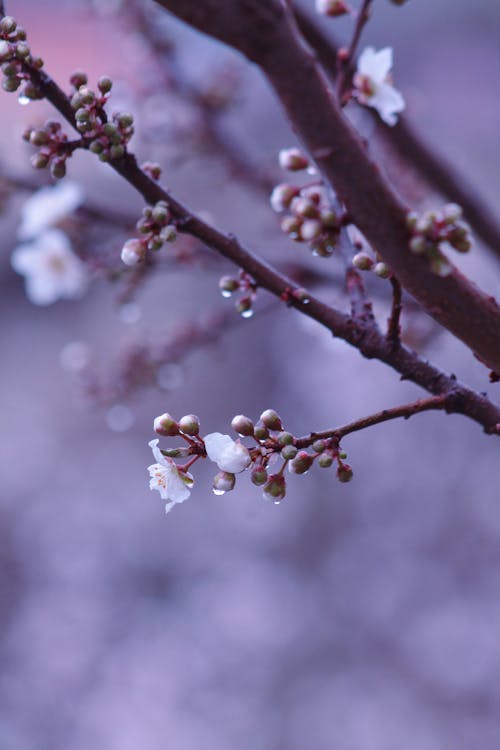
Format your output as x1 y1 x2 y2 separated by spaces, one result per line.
0 15 43 102
219 269 258 318
406 204 472 277
69 71 134 162
352 251 391 279
315 0 350 17
271 147 345 258
148 408 353 513
121 200 177 266
22 120 72 179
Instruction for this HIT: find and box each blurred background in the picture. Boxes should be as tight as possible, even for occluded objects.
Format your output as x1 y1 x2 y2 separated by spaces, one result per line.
0 1 499 748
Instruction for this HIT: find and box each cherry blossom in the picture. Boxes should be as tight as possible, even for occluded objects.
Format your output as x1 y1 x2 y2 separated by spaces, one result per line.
204 432 251 474
17 181 84 240
353 46 405 126
147 439 192 513
11 228 89 305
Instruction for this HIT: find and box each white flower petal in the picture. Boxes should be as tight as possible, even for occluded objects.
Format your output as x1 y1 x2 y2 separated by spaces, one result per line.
204 432 251 474
11 229 89 306
370 82 405 126
358 46 393 83
18 182 85 240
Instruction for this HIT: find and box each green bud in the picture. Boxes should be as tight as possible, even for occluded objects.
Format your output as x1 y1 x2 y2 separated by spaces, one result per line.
289 451 314 475
30 152 49 169
178 414 200 436
312 439 326 453
15 42 30 59
75 107 90 122
50 159 67 180
97 76 113 94
337 463 353 483
153 413 179 437
251 466 268 486
281 444 297 460
260 409 283 431
318 452 334 468
29 129 49 146
213 471 236 494
70 71 87 89
0 16 17 34
277 431 294 446
254 422 269 441
231 415 254 437
373 262 391 279
109 144 125 160
2 75 21 92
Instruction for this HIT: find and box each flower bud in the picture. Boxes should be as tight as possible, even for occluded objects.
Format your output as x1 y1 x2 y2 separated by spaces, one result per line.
109 144 125 160
289 451 314 474
312 439 326 453
281 216 301 238
0 16 17 34
153 413 179 437
405 211 418 230
409 236 427 255
213 471 236 494
251 465 268 486
15 42 30 59
30 152 49 169
260 409 283 431
281 444 298 460
316 0 350 16
263 474 286 500
373 261 390 278
291 196 318 218
152 202 170 225
50 159 67 180
270 183 298 213
2 76 20 92
300 219 323 242
78 86 95 105
121 238 145 266
142 161 162 180
277 431 294 446
236 296 253 317
352 252 373 270
70 71 88 89
97 76 113 94
337 463 353 482
219 275 239 297
442 203 462 223
254 422 269 441
160 225 177 243
278 147 309 171
318 452 334 468
0 41 11 61
178 414 200 436
117 112 134 128
231 414 254 437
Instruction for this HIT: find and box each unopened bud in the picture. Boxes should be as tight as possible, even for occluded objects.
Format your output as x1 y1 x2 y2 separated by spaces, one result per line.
70 71 88 89
352 252 374 270
289 451 314 474
30 152 50 169
278 147 309 172
409 236 428 255
178 414 200 436
373 261 390 278
121 238 145 266
316 0 350 16
213 471 236 493
254 422 269 441
300 219 323 242
337 463 353 482
153 412 179 437
281 444 298 460
277 431 294 446
318 452 334 468
251 465 268 486
312 439 326 453
263 474 286 500
0 16 17 34
97 76 113 94
260 409 283 431
219 275 239 297
50 159 67 180
231 414 254 437
270 183 298 213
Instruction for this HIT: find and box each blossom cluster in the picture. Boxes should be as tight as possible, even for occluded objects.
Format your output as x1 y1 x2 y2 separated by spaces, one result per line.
270 148 345 258
406 204 472 277
23 120 74 180
69 71 134 162
120 200 177 266
148 409 353 514
0 15 43 102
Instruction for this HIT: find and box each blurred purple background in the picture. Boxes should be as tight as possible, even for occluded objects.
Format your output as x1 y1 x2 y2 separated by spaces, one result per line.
0 1 499 748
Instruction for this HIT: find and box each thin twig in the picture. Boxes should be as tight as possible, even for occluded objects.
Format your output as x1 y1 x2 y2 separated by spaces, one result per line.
387 275 402 347
295 394 449 447
336 0 373 100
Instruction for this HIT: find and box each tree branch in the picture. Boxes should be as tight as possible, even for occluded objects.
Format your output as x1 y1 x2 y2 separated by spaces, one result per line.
6 29 499 435
295 394 452 447
293 6 500 264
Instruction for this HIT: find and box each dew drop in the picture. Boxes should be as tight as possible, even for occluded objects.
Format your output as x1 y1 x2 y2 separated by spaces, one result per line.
213 489 225 496
220 290 232 299
240 308 254 319
18 93 30 106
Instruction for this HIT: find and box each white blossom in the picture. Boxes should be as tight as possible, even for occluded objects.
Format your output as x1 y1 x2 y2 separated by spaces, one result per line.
147 439 192 513
353 47 405 126
18 182 84 240
11 229 89 305
204 432 251 474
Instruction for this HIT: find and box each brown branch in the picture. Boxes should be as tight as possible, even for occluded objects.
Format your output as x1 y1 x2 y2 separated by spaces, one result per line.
293 6 500 263
152 0 500 375
295 394 451 448
387 275 402 347
5 32 499 435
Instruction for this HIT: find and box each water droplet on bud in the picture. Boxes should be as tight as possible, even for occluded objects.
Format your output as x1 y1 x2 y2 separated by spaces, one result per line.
220 290 232 299
18 93 30 106
213 488 225 496
240 308 254 319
